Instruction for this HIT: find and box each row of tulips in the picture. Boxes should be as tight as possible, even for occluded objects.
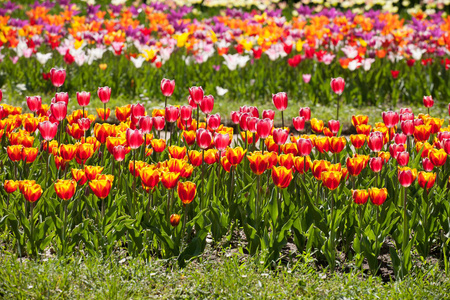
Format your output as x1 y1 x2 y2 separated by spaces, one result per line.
1 72 450 278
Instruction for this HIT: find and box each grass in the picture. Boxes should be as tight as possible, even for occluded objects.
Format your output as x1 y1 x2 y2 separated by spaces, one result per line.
0 248 449 299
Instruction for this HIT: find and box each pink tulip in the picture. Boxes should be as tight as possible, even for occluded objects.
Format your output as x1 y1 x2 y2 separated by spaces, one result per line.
256 118 272 139
138 116 153 134
77 118 91 131
153 116 165 131
272 92 288 111
293 116 305 131
272 128 288 145
161 78 175 97
97 86 111 103
396 151 409 166
262 109 275 120
239 113 250 131
54 92 69 106
214 133 230 151
180 105 193 121
297 138 313 156
50 102 67 121
328 120 340 134
369 157 384 173
422 157 434 171
113 145 128 161
38 121 58 141
247 117 258 133
368 132 383 152
382 111 399 128
299 107 311 121
126 128 144 149
207 113 221 131
200 95 214 114
330 77 345 95
26 96 42 113
77 91 91 107
423 95 434 108
196 128 212 150
189 86 204 104
230 111 240 124
50 68 66 87
165 105 179 123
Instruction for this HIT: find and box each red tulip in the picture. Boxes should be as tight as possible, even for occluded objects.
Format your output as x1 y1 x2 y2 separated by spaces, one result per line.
262 109 275 120
394 133 407 145
293 116 305 131
50 68 66 87
54 92 69 105
422 157 434 171
401 120 414 136
396 151 409 166
138 116 153 134
214 133 229 151
272 92 288 111
297 138 313 156
423 95 434 108
256 118 272 139
50 102 67 121
207 114 221 131
97 86 111 103
113 145 128 161
398 168 414 187
330 77 345 95
26 96 42 113
131 103 146 124
400 113 414 121
299 107 311 121
196 128 212 150
161 78 175 97
77 91 91 107
414 118 424 126
248 106 259 118
328 119 340 134
246 117 258 133
153 116 165 131
77 118 91 131
369 157 383 173
180 105 193 121
189 86 204 104
399 108 413 114
368 131 383 152
438 132 450 141
273 129 288 145
391 70 400 79
188 96 197 108
389 143 405 159
38 121 58 141
165 105 179 123
230 111 240 124
382 111 399 128
200 95 214 114
239 113 250 131
126 128 144 149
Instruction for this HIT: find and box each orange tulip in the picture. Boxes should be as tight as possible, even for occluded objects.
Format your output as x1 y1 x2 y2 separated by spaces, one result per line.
293 156 312 174
247 152 269 175
94 123 113 144
96 108 111 121
151 139 166 153
23 117 39 133
350 134 366 149
351 115 369 127
226 147 247 166
271 166 293 189
76 143 94 164
168 146 187 159
414 125 432 142
264 136 279 153
22 147 37 163
89 179 112 199
429 148 447 167
23 183 42 202
7 145 23 162
424 117 444 134
54 179 77 200
416 142 433 158
321 171 342 190
177 181 197 205
310 118 324 133
352 189 369 205
220 156 232 172
418 171 436 190
183 130 196 145
356 124 372 136
60 144 77 161
204 149 218 165
67 123 84 140
170 214 181 227
129 160 148 177
71 169 88 185
368 187 388 205
278 153 294 169
346 156 366 176
188 150 203 167
4 180 18 193
330 136 346 153
281 143 298 155
312 160 331 180
84 165 104 181
314 136 330 153
161 172 181 189
115 105 132 122
140 167 160 189
18 180 36 193
106 136 127 154
95 174 114 182
180 164 194 178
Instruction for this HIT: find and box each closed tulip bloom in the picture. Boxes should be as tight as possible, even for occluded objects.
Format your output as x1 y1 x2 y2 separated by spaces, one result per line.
328 120 340 134
330 136 346 153
277 153 294 169
314 137 330 153
164 105 179 123
23 183 43 202
23 117 39 133
200 95 214 114
89 179 112 199
351 115 369 127
262 109 275 120
423 95 434 108
177 181 196 205
140 167 160 188
239 113 250 131
396 151 410 166
161 172 180 189
4 180 18 193
196 128 212 149
167 146 186 159
188 150 203 166
369 187 388 205
382 111 399 128
293 156 312 174
246 117 258 133
299 107 311 121
130 103 146 123
272 166 293 189
394 133 407 145
85 165 104 181
50 68 66 87
273 129 288 145
189 86 204 104
183 130 196 146
7 145 23 162
311 118 324 133
180 105 193 121
161 78 175 97
170 214 181 227
398 168 415 187
226 147 247 166
442 139 450 155
113 145 129 161
429 148 447 167
54 92 69 106
76 143 94 162
282 143 298 155
296 138 313 156
230 111 240 124
153 116 165 131
352 189 369 205
389 143 406 159
350 134 366 149
60 144 77 161
322 171 342 190
97 86 111 103
76 91 90 107
369 157 384 173
293 116 305 131
50 102 67 121
422 157 434 171
138 116 153 134
151 139 166 153
77 118 91 132
330 77 345 95
256 118 272 139
418 171 436 190
26 96 42 112
368 131 383 152
272 92 288 111
38 121 58 141
400 112 414 122
126 128 144 150
356 124 372 136
312 160 331 180
247 152 269 175
214 133 230 151
347 156 366 176
115 105 132 122
54 179 77 200
207 114 221 130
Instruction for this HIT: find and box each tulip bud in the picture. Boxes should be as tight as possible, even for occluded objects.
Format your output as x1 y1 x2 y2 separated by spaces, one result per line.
330 77 345 95
272 92 288 111
299 107 311 121
97 86 112 103
273 129 288 145
138 116 153 134
200 95 214 114
180 105 193 121
423 95 434 108
401 120 414 136
293 116 305 132
398 169 414 187
77 91 91 107
196 128 212 150
170 214 181 227
26 96 42 113
369 157 383 173
50 68 66 87
396 151 409 166
256 118 272 139
161 78 175 97
126 128 144 150
296 138 313 156
207 114 221 131
230 111 240 124
189 86 204 104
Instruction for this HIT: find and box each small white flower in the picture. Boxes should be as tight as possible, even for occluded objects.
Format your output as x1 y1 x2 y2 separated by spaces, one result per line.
131 56 146 68
348 59 362 71
216 86 228 96
36 52 52 65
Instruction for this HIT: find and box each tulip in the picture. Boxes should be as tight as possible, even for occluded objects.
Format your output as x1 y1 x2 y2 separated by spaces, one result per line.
161 172 180 190
54 179 77 200
310 118 324 133
97 87 111 103
180 105 193 122
177 181 196 205
151 139 166 153
293 156 312 174
272 92 288 128
422 157 434 171
196 128 212 150
76 143 94 164
153 116 165 133
356 124 372 136
414 125 432 142
272 129 288 147
396 151 410 166
256 118 272 141
400 112 414 122
7 145 23 162
247 152 269 175
77 91 90 107
398 168 415 187
330 136 346 153
262 110 275 120
207 114 221 131
165 105 179 123
214 133 230 151
429 148 447 167
239 113 250 131
226 147 246 166
389 143 406 159
382 111 399 128
351 115 369 127
84 165 104 181
126 128 144 150
299 107 311 121
352 189 369 205
89 179 112 199
26 96 42 113
350 134 366 149
418 171 436 190
23 183 43 202
346 156 366 176
368 187 388 205
140 167 160 189
200 95 214 115
54 92 69 106
330 77 345 95
38 121 58 141
322 171 342 190
161 78 175 97
293 116 305 132
113 145 128 161
312 160 331 180
296 138 313 156
368 132 383 152
230 111 240 124
246 117 258 134
369 157 384 173
423 95 434 112
328 120 340 135
4 180 18 194
189 86 204 104
272 166 293 189
50 68 66 87
50 102 67 121
170 214 181 227
59 144 77 161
